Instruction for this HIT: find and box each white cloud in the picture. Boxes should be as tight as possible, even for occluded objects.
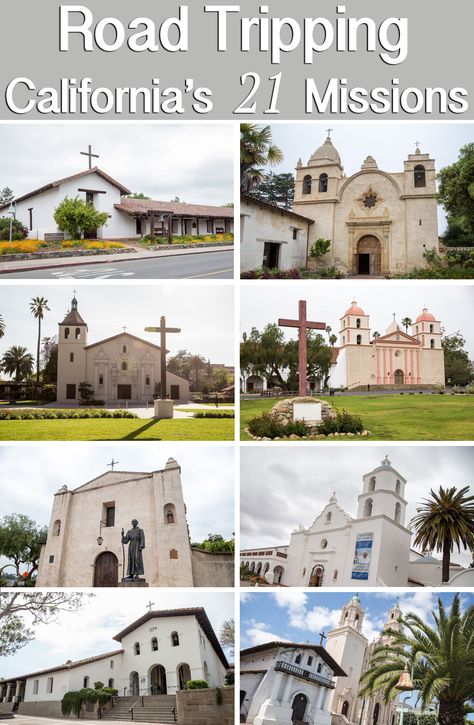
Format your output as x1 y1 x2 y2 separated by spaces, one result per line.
245 619 284 646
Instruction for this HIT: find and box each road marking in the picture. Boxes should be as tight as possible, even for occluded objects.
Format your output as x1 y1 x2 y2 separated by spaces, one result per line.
186 268 234 279
50 267 135 279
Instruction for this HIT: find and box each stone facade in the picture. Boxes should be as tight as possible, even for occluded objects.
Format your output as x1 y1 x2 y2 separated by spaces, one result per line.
56 295 190 403
328 301 445 390
293 135 438 276
177 687 234 725
36 458 232 588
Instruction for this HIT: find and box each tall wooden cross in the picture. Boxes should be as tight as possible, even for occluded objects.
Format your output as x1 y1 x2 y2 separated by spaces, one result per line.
145 316 181 399
278 300 326 397
80 144 99 169
107 458 119 471
319 631 327 646
146 600 155 612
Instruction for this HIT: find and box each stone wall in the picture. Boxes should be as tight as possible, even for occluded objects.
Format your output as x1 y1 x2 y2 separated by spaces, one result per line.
177 686 234 725
191 549 234 587
18 699 100 720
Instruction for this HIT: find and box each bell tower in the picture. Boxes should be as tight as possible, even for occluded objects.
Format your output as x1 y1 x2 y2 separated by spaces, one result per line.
411 308 442 350
339 594 365 632
57 295 88 402
339 301 371 348
357 456 407 525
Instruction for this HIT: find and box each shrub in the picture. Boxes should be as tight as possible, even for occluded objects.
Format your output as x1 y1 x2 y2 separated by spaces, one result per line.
54 196 109 239
186 680 209 690
247 412 309 439
0 217 28 240
193 411 235 419
241 267 302 279
0 240 42 255
216 687 223 705
317 409 364 435
225 672 235 686
309 237 331 258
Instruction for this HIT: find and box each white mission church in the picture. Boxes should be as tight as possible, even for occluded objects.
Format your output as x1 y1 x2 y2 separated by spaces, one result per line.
0 147 233 241
240 456 473 588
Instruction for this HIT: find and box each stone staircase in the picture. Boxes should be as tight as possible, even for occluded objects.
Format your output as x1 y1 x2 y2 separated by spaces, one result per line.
102 695 177 722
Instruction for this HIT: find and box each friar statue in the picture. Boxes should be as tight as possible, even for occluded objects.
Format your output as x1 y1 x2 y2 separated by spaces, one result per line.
121 519 145 579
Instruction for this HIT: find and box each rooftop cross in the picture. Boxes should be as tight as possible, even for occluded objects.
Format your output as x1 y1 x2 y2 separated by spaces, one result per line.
325 128 333 139
278 301 326 397
319 631 327 646
80 144 99 170
107 458 119 472
123 325 127 332
145 317 181 399
146 600 155 612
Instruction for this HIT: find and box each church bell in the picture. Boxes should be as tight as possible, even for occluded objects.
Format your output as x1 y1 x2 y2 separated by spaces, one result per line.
395 663 414 691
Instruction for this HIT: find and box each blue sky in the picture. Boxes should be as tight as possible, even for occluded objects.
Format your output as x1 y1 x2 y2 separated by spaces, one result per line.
262 122 474 232
241 590 474 706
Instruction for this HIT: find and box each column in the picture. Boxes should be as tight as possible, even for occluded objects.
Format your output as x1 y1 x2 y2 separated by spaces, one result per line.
389 350 393 384
15 680 23 702
5 683 13 702
416 349 421 383
376 348 381 384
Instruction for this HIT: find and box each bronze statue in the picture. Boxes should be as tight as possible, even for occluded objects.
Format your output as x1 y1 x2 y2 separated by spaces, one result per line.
121 519 145 579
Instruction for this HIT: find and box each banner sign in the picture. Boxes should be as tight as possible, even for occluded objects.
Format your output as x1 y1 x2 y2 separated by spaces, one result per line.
351 533 373 580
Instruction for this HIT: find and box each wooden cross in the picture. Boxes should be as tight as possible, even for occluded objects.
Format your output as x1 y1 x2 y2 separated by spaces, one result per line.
146 600 155 612
107 458 119 471
326 128 333 138
145 316 181 399
319 631 327 646
80 144 99 169
278 301 326 397
123 325 127 332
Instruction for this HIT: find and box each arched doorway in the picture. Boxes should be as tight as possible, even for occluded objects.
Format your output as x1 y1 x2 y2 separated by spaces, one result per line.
129 672 139 696
177 663 191 690
273 566 284 584
394 369 404 385
342 701 350 717
357 236 382 276
309 565 324 587
292 693 308 722
149 665 167 695
94 552 118 587
373 703 380 725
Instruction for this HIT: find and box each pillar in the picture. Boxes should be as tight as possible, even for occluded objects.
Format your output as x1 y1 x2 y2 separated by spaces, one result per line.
149 214 155 240
5 683 13 701
15 680 23 701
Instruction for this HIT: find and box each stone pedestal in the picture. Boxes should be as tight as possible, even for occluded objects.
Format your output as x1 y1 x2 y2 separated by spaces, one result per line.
154 399 174 419
118 578 149 587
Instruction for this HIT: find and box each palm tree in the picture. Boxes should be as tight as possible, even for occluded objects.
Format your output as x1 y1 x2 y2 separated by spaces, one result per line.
325 325 332 341
0 313 5 338
401 317 412 333
240 124 283 193
359 595 474 725
410 486 474 583
329 334 338 347
1 346 34 382
30 297 50 382
373 331 381 340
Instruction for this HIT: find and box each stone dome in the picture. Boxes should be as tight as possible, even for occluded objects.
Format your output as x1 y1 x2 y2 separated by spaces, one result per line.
345 300 365 316
310 135 341 165
415 308 435 323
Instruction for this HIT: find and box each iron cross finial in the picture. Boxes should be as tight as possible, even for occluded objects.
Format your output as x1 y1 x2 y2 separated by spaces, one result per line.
80 144 99 169
326 128 333 139
107 458 119 472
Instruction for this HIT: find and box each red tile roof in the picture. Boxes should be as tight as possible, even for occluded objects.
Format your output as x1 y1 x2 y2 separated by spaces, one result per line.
115 199 234 218
240 642 346 676
2 649 124 683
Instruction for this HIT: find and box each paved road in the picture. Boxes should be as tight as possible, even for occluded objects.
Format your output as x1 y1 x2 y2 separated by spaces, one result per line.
3 250 234 279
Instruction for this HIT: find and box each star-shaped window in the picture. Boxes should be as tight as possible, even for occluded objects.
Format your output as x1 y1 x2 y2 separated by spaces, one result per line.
364 193 377 208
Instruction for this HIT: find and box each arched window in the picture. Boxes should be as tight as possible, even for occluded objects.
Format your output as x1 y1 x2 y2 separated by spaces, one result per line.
355 614 359 624
356 335 362 345
356 318 361 328
75 327 81 339
318 173 328 192
414 165 426 188
108 679 114 688
430 339 435 348
343 335 346 345
171 632 179 647
99 375 104 385
151 637 158 652
145 375 150 386
395 502 401 523
325 511 332 523
64 327 70 339
302 175 312 194
53 519 61 536
364 498 373 517
395 479 401 494
122 361 127 371
134 642 140 655
164 504 176 525
429 324 434 333
295 654 302 664
369 476 376 492
83 676 89 688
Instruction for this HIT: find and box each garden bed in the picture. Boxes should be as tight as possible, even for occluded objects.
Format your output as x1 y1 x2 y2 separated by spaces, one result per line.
0 239 133 260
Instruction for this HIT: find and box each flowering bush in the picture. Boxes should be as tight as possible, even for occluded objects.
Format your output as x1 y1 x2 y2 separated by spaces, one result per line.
0 240 42 255
83 241 126 250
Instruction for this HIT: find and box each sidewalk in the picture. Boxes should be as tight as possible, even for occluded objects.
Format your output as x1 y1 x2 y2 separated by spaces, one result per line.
11 717 166 724
0 245 233 274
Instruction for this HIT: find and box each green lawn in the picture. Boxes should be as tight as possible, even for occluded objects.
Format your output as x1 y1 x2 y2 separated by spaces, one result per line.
240 395 474 441
0 418 234 441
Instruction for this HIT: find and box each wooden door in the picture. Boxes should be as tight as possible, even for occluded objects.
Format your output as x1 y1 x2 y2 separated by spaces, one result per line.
94 552 118 587
66 384 76 399
170 384 180 400
117 384 132 399
292 694 308 721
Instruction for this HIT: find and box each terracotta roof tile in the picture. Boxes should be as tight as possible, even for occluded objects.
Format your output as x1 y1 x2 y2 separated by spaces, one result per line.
115 198 234 218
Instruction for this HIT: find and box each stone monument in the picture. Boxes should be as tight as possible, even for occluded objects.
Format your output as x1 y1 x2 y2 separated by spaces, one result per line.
119 519 149 587
145 316 181 419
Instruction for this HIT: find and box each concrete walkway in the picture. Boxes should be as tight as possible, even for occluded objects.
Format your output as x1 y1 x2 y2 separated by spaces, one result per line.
0 244 233 274
10 717 167 724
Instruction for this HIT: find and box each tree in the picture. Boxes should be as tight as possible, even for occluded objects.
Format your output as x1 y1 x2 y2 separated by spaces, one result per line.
0 592 92 657
359 595 474 725
329 334 338 347
251 172 295 209
410 486 474 583
0 514 48 584
170 196 185 203
0 313 5 339
437 143 474 235
240 124 283 193
41 336 58 384
30 297 50 382
219 618 235 656
126 192 151 200
167 349 193 380
240 324 288 389
401 317 412 333
442 332 473 386
54 196 109 239
309 238 331 258
0 187 14 206
210 367 230 391
0 346 34 382
190 354 207 392
373 331 381 340
78 381 94 401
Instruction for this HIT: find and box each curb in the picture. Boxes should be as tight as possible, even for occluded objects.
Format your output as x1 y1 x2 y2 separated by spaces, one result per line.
0 246 233 274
